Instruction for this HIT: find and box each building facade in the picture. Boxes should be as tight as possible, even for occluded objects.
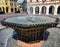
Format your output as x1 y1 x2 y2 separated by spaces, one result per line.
0 0 19 13
27 0 60 15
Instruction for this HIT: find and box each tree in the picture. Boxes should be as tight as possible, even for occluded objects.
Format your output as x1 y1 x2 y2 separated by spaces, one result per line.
21 0 27 12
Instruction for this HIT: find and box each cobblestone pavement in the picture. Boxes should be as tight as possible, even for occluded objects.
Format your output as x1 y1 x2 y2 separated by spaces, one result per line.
41 28 60 47
0 27 60 47
0 28 14 47
0 23 6 29
4 28 60 47
0 13 60 47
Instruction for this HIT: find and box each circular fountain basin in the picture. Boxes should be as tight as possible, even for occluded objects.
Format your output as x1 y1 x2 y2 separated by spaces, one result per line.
1 16 57 43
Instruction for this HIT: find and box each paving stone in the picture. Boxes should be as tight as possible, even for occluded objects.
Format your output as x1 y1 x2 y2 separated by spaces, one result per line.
0 28 14 47
0 27 60 47
56 43 60 47
6 36 20 47
57 37 60 43
41 28 60 47
0 23 6 30
57 24 60 28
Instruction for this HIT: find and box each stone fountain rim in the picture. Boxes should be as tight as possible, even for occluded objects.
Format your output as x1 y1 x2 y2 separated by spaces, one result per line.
1 16 57 27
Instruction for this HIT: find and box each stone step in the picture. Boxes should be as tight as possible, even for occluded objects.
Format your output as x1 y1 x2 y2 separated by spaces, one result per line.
57 24 60 28
0 25 6 30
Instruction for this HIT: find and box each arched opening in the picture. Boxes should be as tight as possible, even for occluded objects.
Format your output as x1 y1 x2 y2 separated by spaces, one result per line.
49 6 54 14
11 8 13 12
6 7 8 13
42 6 46 14
57 6 60 14
2 7 5 12
30 7 33 14
15 8 17 12
35 7 39 14
0 8 2 12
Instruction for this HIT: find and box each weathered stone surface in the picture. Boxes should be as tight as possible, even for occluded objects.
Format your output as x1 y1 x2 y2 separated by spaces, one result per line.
0 28 14 47
41 28 60 47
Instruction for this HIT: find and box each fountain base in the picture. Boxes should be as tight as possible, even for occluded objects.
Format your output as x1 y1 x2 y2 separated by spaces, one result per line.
16 30 45 43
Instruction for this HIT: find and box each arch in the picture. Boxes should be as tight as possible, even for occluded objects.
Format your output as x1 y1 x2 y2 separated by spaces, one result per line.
30 7 33 14
6 7 8 13
15 8 17 12
57 6 60 14
42 6 46 14
49 6 55 14
30 0 32 2
0 8 2 12
35 7 39 14
2 7 5 12
11 8 13 12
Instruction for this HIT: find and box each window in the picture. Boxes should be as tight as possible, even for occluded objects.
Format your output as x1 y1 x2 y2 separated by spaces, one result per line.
51 0 54 1
2 1 4 5
10 0 13 1
36 0 39 2
6 2 8 5
30 0 32 2
10 3 13 6
42 0 46 2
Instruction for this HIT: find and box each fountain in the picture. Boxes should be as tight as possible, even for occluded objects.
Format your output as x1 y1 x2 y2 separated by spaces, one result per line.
1 16 58 43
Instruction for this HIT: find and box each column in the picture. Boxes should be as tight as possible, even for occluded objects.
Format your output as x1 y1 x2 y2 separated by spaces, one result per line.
54 6 57 15
27 7 30 14
12 0 15 13
16 7 18 11
33 6 35 14
39 6 42 14
4 0 6 13
16 3 18 11
46 6 49 15
4 7 6 13
8 0 11 13
1 7 3 11
9 7 11 13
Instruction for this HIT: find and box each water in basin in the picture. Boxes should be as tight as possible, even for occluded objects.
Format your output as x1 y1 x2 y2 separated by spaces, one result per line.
5 16 56 25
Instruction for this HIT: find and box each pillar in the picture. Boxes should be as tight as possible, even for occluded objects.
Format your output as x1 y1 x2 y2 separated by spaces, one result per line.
39 6 42 14
46 6 49 15
8 7 11 13
16 7 18 11
1 7 3 11
54 6 58 15
27 6 30 14
4 7 6 13
33 6 35 14
4 0 6 13
13 0 15 13
8 0 11 13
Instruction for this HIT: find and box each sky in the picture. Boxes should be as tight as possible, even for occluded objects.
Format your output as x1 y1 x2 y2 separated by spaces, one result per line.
18 0 24 2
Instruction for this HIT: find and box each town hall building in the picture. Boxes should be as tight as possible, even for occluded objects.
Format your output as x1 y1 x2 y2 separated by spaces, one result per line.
0 0 19 13
27 0 60 15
